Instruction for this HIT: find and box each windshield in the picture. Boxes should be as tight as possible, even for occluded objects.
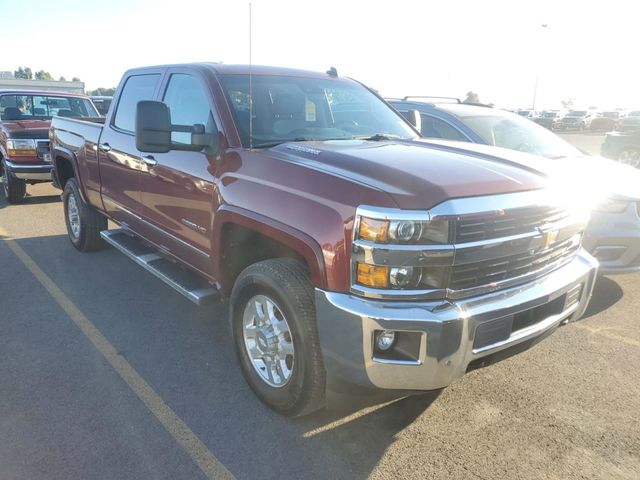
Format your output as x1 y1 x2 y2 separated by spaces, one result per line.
0 94 98 121
542 111 557 118
454 110 581 159
219 74 417 147
629 111 640 117
567 110 587 117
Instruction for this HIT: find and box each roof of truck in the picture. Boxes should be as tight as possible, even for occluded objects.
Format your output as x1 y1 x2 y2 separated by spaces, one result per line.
126 63 341 79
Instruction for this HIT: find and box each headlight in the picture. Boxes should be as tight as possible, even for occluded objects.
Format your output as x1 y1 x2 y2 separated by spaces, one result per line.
354 209 452 291
593 197 629 213
7 139 37 156
357 217 449 245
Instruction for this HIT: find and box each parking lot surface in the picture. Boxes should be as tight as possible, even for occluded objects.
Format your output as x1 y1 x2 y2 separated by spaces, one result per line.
1 134 639 479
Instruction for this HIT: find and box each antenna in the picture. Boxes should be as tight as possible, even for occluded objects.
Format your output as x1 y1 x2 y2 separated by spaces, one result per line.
249 2 253 150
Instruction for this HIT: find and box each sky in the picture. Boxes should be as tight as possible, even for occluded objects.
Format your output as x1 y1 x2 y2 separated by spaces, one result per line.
1 0 637 110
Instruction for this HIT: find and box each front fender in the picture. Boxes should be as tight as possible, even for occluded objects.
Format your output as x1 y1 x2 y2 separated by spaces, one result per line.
213 205 327 291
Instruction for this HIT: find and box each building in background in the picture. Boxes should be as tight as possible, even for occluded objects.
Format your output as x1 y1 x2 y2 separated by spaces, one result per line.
0 75 84 94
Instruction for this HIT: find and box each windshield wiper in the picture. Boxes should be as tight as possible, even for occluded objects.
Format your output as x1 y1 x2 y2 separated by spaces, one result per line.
354 133 403 141
251 138 317 149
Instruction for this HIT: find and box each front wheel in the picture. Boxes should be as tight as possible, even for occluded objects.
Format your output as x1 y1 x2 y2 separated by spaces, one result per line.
1 163 27 204
230 259 326 417
62 178 107 252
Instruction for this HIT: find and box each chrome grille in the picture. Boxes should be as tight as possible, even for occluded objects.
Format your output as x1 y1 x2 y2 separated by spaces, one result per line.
450 236 580 291
455 206 568 244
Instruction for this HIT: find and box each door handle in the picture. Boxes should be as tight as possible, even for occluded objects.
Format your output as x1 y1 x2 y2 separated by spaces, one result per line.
141 154 158 167
98 142 111 152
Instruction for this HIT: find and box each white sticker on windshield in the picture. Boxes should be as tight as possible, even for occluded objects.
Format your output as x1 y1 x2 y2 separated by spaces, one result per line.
305 99 316 122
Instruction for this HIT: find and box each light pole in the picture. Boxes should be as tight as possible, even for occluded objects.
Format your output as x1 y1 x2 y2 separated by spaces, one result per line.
532 23 548 111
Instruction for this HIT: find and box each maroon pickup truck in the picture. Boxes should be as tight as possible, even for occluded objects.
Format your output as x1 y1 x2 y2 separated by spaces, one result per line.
50 63 598 416
0 89 98 203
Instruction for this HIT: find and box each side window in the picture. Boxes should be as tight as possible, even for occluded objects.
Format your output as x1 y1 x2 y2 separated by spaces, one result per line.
163 74 214 144
421 115 469 142
113 74 160 132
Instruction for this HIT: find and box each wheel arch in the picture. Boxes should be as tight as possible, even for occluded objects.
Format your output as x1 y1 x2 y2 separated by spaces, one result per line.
213 205 326 295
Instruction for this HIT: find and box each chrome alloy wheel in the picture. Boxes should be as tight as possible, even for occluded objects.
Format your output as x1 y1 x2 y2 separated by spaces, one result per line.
619 149 640 169
67 192 81 239
242 294 295 388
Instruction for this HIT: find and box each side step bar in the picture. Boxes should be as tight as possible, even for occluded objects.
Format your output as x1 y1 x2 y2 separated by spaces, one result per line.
100 229 219 305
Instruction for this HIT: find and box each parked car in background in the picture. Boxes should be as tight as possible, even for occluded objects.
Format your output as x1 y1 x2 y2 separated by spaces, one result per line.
533 110 561 130
0 89 98 203
602 130 640 167
516 109 535 118
555 110 597 131
90 96 112 116
590 111 620 131
616 110 640 132
48 63 597 416
389 99 640 274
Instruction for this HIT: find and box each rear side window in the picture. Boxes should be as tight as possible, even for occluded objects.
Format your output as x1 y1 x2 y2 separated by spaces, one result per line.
162 74 214 144
421 115 469 142
113 74 160 132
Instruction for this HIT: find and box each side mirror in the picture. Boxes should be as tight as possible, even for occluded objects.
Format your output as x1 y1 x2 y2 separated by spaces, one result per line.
136 101 220 155
136 101 171 153
405 109 422 133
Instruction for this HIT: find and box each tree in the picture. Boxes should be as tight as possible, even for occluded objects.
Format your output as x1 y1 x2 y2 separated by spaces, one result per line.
59 76 66 81
35 70 53 80
72 77 81 82
88 87 116 96
463 91 480 104
14 66 33 79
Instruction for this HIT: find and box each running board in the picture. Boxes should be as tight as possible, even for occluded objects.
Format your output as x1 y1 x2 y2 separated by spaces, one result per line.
100 229 219 305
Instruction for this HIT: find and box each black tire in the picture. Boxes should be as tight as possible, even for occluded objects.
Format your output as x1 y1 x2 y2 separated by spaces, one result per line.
1 163 27 204
62 178 107 252
230 258 326 417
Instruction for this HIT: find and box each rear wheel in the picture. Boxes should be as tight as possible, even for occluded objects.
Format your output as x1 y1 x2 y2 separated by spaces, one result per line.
62 178 107 251
1 162 27 204
230 259 326 417
618 148 640 169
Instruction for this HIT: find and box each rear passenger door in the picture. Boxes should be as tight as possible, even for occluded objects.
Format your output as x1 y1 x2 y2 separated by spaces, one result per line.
98 71 163 228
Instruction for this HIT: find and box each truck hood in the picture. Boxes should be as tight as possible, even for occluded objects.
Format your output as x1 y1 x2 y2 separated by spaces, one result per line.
2 119 51 139
269 139 548 209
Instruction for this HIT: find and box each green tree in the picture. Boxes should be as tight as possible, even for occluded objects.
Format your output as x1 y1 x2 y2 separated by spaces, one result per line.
59 76 66 81
35 70 54 80
463 91 480 104
72 77 81 82
88 87 116 96
14 66 33 79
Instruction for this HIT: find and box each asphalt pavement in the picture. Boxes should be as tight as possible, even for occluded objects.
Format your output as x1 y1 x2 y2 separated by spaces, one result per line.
1 134 639 479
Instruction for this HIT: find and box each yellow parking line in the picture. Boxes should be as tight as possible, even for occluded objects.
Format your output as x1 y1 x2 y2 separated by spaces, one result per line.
0 226 235 480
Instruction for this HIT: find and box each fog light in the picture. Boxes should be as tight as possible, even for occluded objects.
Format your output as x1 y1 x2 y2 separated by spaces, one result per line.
375 330 396 351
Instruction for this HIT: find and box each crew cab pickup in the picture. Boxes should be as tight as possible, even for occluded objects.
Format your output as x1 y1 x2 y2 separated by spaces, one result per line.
0 89 98 203
50 63 598 416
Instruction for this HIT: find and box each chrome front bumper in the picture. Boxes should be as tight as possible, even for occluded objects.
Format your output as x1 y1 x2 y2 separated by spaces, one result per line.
4 160 52 181
316 249 598 391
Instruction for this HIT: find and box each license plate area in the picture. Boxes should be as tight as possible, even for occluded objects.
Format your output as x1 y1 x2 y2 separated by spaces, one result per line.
473 294 566 350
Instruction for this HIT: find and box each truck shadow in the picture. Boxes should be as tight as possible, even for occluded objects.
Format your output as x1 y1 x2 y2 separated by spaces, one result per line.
0 192 60 209
581 275 624 319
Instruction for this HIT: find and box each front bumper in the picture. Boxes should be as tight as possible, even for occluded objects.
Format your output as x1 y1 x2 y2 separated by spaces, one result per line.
4 160 52 181
316 249 598 391
583 205 640 274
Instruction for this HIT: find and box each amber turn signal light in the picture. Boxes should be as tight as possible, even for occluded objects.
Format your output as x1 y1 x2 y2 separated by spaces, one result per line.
356 263 389 288
358 217 389 243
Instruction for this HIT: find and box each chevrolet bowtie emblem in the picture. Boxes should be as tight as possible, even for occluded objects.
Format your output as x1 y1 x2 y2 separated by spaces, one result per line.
541 229 559 249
